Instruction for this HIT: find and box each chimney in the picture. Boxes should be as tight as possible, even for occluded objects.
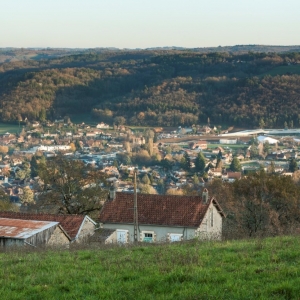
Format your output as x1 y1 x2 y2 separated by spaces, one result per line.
109 184 116 200
202 188 209 204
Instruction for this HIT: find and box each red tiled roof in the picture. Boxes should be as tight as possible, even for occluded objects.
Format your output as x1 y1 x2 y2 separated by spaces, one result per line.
227 172 242 179
99 193 223 227
0 212 85 239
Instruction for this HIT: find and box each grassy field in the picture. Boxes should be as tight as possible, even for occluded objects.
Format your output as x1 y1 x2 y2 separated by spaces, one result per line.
207 143 247 149
1 236 300 299
261 65 300 77
70 114 95 125
0 123 20 134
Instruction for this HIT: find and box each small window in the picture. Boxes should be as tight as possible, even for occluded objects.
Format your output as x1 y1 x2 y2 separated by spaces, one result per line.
117 230 128 243
143 233 153 242
169 233 183 242
210 209 214 227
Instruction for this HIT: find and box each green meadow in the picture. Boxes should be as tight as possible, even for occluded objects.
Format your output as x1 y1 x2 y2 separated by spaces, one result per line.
1 236 300 299
261 65 300 77
0 123 20 134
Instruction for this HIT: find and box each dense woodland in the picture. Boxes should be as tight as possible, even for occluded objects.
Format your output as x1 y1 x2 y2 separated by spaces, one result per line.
1 49 300 128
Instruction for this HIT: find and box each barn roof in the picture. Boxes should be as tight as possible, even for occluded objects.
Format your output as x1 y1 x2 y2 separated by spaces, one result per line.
0 218 58 239
0 212 88 239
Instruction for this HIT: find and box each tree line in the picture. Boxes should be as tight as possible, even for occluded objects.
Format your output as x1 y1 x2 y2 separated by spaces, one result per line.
0 51 300 127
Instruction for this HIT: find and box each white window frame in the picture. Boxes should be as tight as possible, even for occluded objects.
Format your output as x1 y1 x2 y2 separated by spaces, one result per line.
116 229 128 243
140 231 155 243
169 233 183 242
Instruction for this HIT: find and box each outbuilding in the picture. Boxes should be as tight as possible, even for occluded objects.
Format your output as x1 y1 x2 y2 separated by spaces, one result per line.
0 212 97 244
0 218 70 247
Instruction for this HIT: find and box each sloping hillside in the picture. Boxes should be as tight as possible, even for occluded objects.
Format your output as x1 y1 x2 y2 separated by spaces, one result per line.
0 51 300 127
1 236 300 299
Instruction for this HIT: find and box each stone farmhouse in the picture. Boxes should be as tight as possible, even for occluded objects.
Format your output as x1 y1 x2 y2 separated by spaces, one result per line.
99 189 225 243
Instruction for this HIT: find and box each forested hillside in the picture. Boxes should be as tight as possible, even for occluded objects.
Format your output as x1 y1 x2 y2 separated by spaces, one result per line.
1 50 300 127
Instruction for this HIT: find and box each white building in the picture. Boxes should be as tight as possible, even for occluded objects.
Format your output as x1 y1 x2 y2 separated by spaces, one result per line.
219 139 237 144
257 136 278 144
37 145 71 151
96 123 110 129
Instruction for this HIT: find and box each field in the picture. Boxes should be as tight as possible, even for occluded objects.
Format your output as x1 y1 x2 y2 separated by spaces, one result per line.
70 114 95 125
207 143 247 150
0 123 20 134
1 236 300 299
262 65 300 77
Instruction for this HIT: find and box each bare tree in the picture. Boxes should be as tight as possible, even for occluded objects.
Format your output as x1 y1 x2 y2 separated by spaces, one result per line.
37 155 108 215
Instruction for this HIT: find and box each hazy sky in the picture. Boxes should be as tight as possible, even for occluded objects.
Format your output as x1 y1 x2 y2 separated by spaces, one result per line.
1 0 300 48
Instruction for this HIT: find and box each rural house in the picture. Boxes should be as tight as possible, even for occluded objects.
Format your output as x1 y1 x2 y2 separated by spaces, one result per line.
99 189 225 243
0 212 97 244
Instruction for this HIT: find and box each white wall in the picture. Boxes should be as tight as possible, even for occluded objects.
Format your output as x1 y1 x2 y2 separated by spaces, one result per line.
101 223 197 243
219 139 237 144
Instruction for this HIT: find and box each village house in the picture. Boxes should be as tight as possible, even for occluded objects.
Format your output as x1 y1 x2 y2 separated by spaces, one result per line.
208 168 222 178
42 132 59 138
212 146 225 154
96 122 110 129
190 141 207 150
222 172 242 182
197 126 211 134
131 136 146 145
107 142 123 148
221 152 232 163
0 133 16 144
0 161 11 171
86 132 98 138
117 125 126 131
102 166 119 177
99 189 225 243
219 139 237 144
37 145 71 152
266 153 287 160
99 133 112 140
32 121 40 128
11 158 23 166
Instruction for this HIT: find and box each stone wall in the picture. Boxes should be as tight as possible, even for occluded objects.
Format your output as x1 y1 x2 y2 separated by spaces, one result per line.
76 217 96 243
47 226 70 247
196 202 223 240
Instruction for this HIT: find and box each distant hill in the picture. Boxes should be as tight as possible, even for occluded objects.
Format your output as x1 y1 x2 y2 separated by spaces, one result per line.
0 49 300 128
1 45 300 63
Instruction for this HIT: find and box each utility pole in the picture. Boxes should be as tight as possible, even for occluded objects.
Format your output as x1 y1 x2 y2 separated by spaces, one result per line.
133 170 138 242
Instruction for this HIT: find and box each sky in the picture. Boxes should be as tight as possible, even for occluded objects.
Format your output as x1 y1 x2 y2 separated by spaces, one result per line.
1 0 300 48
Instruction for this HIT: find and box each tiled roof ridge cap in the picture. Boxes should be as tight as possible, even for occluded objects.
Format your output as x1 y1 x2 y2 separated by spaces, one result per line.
115 192 216 203
115 192 205 199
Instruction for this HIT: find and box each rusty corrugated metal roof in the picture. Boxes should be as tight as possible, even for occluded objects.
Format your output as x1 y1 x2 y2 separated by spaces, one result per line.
0 212 87 239
0 218 58 239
